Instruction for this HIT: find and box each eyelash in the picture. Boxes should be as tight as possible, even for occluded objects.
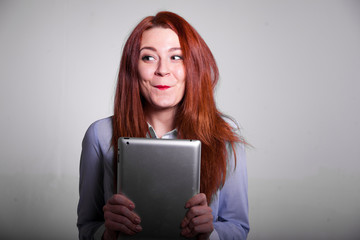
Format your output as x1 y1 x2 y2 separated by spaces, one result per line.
141 55 155 61
141 55 183 61
171 55 183 60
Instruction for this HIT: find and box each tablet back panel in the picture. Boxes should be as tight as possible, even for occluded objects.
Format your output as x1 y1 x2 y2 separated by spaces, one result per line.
117 137 201 240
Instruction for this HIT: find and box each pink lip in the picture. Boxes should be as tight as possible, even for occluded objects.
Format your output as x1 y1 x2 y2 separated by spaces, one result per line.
154 85 170 90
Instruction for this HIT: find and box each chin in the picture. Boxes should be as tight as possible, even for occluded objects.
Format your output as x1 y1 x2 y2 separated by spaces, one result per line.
155 104 177 110
146 96 182 110
152 102 178 110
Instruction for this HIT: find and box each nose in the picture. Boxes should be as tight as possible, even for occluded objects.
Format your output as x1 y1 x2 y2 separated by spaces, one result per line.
155 58 170 77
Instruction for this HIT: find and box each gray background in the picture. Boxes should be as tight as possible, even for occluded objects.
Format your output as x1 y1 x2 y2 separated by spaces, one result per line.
1 0 359 239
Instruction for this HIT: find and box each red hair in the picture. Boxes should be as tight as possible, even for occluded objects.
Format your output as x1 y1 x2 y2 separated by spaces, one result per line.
112 11 245 203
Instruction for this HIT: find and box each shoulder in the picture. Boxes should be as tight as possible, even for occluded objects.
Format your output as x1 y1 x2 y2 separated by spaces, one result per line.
88 116 113 134
83 116 113 149
221 114 247 162
221 114 242 135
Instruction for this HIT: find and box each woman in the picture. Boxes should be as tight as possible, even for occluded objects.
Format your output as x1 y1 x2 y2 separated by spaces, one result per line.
77 11 249 240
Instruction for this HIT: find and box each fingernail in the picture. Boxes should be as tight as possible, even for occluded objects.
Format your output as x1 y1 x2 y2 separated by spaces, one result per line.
129 204 135 209
180 220 186 228
135 225 142 232
134 217 141 224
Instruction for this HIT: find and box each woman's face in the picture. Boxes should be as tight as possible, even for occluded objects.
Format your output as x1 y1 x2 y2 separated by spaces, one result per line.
138 27 186 111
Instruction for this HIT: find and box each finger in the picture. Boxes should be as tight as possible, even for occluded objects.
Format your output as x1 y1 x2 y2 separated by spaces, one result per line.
181 205 212 228
105 218 139 235
181 222 213 238
185 193 207 208
181 213 213 237
104 194 141 224
187 214 213 229
108 194 135 210
104 211 142 233
180 226 193 238
104 204 141 224
185 205 212 223
192 223 214 235
180 215 189 228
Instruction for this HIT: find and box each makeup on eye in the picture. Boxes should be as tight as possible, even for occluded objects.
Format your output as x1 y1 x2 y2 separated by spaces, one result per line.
171 55 183 60
141 55 156 61
140 54 183 62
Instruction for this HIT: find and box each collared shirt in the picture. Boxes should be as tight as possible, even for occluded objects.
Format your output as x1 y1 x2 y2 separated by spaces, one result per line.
146 122 178 139
77 116 249 240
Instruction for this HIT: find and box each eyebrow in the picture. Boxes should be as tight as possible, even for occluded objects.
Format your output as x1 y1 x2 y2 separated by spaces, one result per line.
139 47 182 52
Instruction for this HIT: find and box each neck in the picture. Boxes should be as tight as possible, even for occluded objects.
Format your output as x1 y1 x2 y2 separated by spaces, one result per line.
144 106 177 138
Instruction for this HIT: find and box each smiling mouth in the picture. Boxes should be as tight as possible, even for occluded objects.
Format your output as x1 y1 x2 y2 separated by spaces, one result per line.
154 85 170 90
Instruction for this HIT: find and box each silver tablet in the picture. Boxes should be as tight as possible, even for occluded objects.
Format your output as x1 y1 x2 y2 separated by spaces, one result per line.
117 137 201 240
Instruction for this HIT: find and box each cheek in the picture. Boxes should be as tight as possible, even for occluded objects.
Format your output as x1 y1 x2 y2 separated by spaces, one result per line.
176 79 186 101
175 66 186 97
139 80 150 97
175 66 186 83
179 83 186 98
138 63 154 80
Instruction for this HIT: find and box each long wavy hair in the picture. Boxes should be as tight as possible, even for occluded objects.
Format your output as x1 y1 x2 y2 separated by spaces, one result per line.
112 11 244 203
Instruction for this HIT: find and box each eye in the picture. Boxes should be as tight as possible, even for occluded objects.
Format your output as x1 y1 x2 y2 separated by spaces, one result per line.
141 55 156 61
171 55 183 61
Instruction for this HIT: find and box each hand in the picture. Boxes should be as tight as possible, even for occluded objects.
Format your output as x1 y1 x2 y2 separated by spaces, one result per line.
102 194 142 239
181 193 214 240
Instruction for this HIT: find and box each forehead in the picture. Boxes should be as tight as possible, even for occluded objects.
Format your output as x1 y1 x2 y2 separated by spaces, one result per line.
140 27 180 48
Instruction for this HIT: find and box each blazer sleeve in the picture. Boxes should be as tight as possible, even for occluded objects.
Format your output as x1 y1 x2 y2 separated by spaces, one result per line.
213 140 250 239
77 122 105 240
